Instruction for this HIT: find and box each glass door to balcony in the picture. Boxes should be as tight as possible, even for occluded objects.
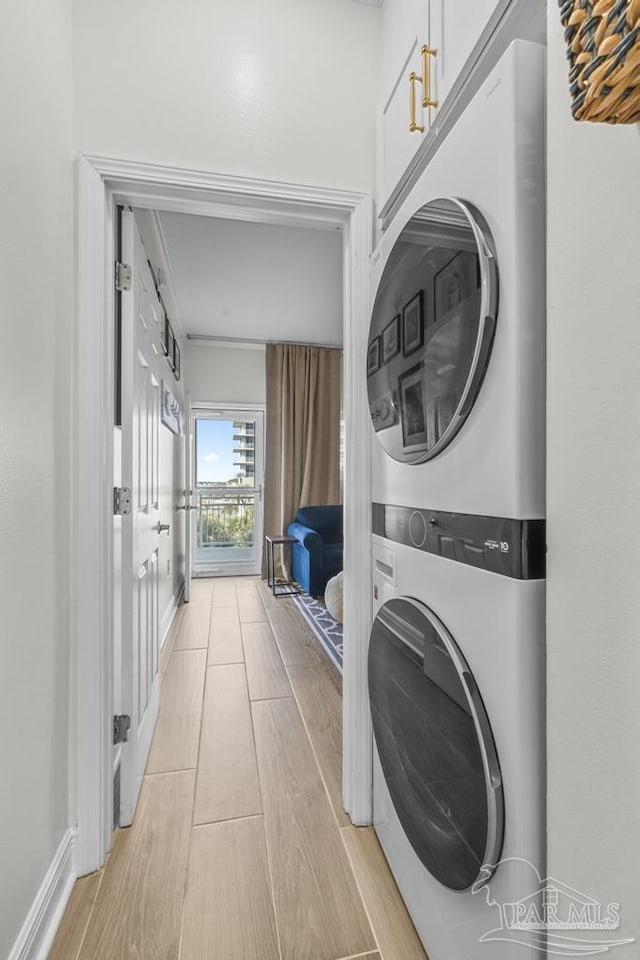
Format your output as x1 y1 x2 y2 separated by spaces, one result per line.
191 406 265 577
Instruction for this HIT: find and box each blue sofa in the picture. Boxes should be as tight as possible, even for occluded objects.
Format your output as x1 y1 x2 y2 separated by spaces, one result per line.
287 505 343 598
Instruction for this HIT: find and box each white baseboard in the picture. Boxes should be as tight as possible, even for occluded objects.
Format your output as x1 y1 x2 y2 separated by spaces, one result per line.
8 827 77 960
160 579 185 646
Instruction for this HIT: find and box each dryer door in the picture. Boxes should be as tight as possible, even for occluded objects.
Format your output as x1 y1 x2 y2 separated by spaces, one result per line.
368 198 498 464
368 596 504 891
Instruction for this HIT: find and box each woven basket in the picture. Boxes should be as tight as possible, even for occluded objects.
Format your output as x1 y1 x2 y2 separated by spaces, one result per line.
559 0 640 123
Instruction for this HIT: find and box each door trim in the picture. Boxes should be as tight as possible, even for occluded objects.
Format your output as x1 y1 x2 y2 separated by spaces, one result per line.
75 154 374 874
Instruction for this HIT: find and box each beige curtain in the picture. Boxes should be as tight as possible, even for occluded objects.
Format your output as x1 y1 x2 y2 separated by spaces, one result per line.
263 343 341 576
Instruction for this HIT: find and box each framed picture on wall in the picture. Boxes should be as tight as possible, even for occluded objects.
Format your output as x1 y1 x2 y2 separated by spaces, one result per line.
402 291 424 356
163 315 171 357
382 315 400 364
160 310 168 355
161 381 182 435
399 363 428 448
173 339 181 381
369 389 399 432
367 336 381 376
434 252 478 322
166 322 175 371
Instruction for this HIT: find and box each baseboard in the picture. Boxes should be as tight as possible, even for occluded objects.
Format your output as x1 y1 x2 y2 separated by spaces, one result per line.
160 579 185 646
8 827 77 960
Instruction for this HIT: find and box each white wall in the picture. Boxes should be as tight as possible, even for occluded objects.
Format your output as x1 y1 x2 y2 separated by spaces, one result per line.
0 2 74 956
547 9 640 949
186 344 266 406
72 0 380 195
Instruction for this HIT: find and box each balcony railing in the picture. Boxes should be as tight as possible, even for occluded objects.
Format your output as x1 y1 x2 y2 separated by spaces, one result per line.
196 492 255 548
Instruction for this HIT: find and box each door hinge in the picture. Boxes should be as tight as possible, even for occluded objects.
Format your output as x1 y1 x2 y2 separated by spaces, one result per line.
113 486 132 516
113 714 131 744
115 261 132 292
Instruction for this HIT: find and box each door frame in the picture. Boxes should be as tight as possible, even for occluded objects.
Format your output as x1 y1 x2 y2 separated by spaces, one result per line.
75 154 374 875
190 401 266 578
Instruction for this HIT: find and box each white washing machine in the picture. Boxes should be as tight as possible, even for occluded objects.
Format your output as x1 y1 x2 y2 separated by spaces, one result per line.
371 526 545 960
366 37 547 960
368 39 546 520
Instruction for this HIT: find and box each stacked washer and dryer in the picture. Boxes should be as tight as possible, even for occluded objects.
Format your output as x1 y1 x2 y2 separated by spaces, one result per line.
367 40 546 960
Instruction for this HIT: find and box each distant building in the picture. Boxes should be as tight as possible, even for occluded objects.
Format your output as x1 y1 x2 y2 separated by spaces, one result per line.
232 420 255 485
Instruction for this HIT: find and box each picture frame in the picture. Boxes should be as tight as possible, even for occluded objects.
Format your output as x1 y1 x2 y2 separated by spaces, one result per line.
434 251 479 323
382 314 400 364
161 312 169 355
166 321 175 370
161 380 182 435
399 363 428 448
402 291 424 357
173 339 181 381
367 336 381 376
369 389 399 433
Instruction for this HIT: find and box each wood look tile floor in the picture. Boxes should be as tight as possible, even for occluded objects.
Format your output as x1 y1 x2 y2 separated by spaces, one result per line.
49 577 428 960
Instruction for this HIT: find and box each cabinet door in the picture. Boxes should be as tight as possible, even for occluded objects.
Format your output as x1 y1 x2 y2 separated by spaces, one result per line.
381 0 428 104
429 0 500 107
381 0 430 205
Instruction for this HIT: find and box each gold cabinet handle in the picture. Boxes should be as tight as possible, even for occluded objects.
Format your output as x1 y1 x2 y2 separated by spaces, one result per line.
421 45 439 109
409 71 425 133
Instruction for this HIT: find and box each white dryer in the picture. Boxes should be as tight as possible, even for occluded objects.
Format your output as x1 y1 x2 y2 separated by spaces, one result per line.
366 37 547 960
371 523 545 960
368 39 546 520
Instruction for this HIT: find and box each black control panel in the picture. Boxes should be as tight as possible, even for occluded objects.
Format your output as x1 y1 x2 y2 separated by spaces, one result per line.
372 503 546 580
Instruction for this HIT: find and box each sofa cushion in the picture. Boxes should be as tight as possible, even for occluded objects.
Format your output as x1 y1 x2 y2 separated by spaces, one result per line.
294 505 343 541
287 505 344 597
323 542 343 581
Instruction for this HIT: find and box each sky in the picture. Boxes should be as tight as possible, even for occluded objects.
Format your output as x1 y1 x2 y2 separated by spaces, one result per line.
196 418 243 484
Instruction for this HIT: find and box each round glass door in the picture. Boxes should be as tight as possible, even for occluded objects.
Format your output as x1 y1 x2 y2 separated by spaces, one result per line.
369 596 504 891
367 198 498 463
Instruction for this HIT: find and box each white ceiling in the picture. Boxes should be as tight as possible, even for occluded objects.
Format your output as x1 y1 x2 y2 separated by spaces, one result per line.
157 212 344 347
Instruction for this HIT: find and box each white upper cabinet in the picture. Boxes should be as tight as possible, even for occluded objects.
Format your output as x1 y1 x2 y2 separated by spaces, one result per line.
381 0 428 102
430 0 501 107
380 0 502 208
381 0 430 206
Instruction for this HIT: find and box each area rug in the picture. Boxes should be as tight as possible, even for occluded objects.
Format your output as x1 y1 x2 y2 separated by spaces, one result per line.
293 592 343 673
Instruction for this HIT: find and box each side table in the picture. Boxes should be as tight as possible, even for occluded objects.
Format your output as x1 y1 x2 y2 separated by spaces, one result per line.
264 534 301 597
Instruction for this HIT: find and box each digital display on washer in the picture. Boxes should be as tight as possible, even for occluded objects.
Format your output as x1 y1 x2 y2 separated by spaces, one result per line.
369 596 504 891
367 198 498 463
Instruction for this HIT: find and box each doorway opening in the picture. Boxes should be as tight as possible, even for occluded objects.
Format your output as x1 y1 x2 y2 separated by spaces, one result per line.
75 155 373 876
191 405 265 578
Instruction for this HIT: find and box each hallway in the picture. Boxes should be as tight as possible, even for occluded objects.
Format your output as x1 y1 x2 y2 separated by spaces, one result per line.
49 578 427 960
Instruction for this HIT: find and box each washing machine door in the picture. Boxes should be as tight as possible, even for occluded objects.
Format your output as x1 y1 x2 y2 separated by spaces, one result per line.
368 198 498 463
369 596 504 891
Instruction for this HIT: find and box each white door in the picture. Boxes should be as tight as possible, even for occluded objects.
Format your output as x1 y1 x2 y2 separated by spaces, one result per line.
117 209 163 825
191 406 265 578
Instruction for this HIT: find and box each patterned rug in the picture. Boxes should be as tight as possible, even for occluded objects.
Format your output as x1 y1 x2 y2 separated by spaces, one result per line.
293 592 343 673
